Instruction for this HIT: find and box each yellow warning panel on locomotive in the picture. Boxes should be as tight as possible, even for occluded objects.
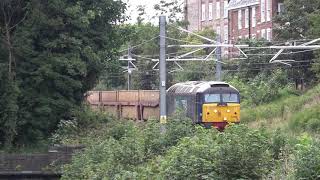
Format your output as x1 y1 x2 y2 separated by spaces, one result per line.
202 103 240 123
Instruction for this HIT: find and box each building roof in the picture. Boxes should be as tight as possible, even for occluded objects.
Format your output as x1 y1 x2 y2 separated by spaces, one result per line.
227 0 259 10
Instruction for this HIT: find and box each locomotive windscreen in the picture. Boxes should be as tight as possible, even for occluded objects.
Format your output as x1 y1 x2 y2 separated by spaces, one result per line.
204 93 239 103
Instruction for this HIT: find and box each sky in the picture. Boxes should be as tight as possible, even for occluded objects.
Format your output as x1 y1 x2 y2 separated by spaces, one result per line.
124 0 183 24
124 0 163 23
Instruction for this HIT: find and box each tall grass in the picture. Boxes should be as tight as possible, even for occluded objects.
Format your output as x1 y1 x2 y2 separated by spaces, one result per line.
241 85 320 123
289 105 320 132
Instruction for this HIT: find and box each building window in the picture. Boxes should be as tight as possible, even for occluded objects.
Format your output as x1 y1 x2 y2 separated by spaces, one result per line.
224 25 228 43
216 26 221 35
238 10 242 29
209 3 213 20
266 0 271 21
261 0 265 22
216 1 220 19
261 29 266 39
252 7 256 27
201 3 206 21
223 48 229 56
267 28 271 41
245 8 249 28
252 34 256 39
278 3 284 15
224 0 228 18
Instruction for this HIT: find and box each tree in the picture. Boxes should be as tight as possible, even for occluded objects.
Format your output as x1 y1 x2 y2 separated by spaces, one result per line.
128 23 159 90
170 27 217 83
0 0 28 80
0 0 28 147
153 0 184 23
136 5 146 25
274 0 320 40
0 0 128 147
308 9 320 81
274 0 320 83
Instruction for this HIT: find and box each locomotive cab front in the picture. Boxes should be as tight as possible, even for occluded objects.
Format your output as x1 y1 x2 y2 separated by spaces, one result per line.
200 85 240 129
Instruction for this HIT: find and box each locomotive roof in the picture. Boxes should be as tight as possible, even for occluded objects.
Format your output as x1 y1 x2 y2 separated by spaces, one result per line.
167 81 238 95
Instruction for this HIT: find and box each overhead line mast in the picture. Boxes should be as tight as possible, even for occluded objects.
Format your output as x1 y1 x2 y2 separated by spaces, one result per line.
159 16 167 132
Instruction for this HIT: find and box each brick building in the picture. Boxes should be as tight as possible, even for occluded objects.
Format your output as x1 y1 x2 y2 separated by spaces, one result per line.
185 0 230 43
184 0 285 43
228 0 284 43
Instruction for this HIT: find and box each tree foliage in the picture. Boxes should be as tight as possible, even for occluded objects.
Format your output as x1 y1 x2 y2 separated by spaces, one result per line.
274 0 320 82
0 0 127 147
274 0 320 40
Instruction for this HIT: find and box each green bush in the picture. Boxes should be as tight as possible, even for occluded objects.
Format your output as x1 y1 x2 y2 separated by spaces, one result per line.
50 105 113 144
144 125 273 180
214 125 273 179
62 121 145 179
270 128 288 160
154 127 219 179
61 119 276 179
143 117 195 158
227 69 292 107
71 105 113 129
62 137 145 179
294 134 320 179
61 116 196 179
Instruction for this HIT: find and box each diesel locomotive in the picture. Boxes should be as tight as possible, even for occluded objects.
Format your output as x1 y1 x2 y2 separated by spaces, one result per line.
167 81 240 129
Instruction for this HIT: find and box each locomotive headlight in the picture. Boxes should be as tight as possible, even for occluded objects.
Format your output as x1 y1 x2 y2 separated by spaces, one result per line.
224 117 227 121
227 109 230 113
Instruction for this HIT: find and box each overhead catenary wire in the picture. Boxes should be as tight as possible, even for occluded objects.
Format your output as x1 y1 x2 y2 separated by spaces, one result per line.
119 35 159 53
162 36 203 45
131 53 155 60
117 23 320 77
104 61 313 79
228 48 320 56
135 48 320 62
168 24 316 45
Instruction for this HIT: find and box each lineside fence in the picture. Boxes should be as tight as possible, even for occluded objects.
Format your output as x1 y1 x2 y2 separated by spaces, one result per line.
0 145 84 179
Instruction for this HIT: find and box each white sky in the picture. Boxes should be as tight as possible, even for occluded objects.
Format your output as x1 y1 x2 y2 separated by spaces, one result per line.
124 0 183 24
124 0 162 23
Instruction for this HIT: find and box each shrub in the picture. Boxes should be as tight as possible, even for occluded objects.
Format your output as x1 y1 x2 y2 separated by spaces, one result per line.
147 125 273 179
62 123 145 179
226 70 292 107
61 116 196 179
294 134 320 179
71 105 113 129
270 128 288 160
50 105 113 144
155 127 219 179
214 125 273 179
